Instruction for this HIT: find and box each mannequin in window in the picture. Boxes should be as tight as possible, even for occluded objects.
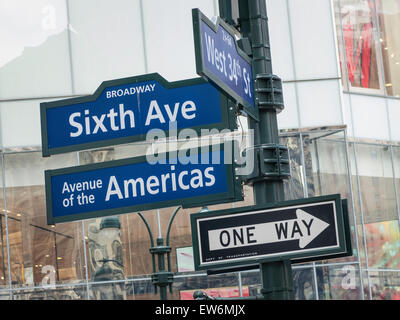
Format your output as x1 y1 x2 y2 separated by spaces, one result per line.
341 0 379 89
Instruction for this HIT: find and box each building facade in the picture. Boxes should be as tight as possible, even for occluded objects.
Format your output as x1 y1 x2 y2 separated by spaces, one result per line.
0 0 399 300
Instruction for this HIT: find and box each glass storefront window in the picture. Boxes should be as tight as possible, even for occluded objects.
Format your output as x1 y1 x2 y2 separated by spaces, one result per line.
392 145 400 213
355 144 397 223
3 151 87 287
348 142 367 267
364 220 400 268
173 273 241 300
0 290 10 300
302 131 359 264
369 270 400 300
0 128 399 299
334 0 350 91
355 143 400 269
292 267 318 300
280 136 305 201
335 0 383 93
0 156 8 291
239 270 262 297
0 214 8 288
317 265 362 300
335 0 400 97
12 285 87 300
376 0 400 97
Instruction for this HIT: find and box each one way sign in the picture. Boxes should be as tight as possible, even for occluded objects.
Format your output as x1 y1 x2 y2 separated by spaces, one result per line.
208 209 330 251
191 194 351 271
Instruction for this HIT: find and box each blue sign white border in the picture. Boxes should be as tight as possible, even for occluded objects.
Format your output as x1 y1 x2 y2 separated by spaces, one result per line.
192 8 258 120
40 73 236 157
45 144 243 225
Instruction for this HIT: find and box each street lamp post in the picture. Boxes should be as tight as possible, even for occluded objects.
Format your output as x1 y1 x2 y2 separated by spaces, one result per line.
136 206 181 300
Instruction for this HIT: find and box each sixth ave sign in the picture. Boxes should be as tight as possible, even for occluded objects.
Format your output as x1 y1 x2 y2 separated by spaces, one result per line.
191 194 351 271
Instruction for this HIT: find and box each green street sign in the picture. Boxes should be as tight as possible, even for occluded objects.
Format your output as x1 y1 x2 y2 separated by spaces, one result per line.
191 194 352 271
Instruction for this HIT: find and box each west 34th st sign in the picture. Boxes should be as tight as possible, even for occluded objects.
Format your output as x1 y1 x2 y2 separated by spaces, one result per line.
191 194 352 271
40 73 236 157
192 8 257 120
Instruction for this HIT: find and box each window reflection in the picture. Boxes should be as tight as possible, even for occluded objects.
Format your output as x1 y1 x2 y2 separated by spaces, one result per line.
356 144 397 224
364 220 400 269
0 215 7 287
376 0 400 96
292 268 318 300
337 0 382 91
0 0 68 69
302 131 358 264
369 271 400 300
4 151 86 287
335 0 400 96
12 286 86 300
1 129 400 299
280 136 305 200
354 143 400 270
317 265 361 300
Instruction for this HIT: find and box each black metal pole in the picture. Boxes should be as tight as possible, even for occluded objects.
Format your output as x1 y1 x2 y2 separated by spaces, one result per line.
219 0 294 299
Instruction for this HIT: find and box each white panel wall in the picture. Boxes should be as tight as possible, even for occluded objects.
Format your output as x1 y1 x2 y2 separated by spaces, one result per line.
68 0 147 95
266 0 295 81
342 93 354 137
4 152 78 187
350 94 390 141
354 143 394 178
0 100 42 148
142 0 216 82
287 0 340 80
297 79 343 127
267 0 340 81
0 0 72 99
342 93 400 143
277 82 299 129
268 0 344 131
387 99 400 141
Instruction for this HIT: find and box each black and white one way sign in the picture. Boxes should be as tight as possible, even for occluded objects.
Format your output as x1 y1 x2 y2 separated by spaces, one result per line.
208 208 329 251
191 194 350 270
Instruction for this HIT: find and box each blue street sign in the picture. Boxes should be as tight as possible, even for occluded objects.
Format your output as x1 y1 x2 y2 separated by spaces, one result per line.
45 145 243 225
192 8 257 120
40 73 236 157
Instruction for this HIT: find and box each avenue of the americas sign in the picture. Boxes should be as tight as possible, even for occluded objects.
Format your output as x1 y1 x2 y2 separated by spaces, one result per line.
191 194 352 271
45 144 243 225
192 8 257 120
40 73 236 157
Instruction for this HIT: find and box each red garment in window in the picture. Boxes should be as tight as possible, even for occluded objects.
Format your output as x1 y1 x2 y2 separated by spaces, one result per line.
343 22 373 88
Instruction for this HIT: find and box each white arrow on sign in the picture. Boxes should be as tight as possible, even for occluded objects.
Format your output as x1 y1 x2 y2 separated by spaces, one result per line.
208 209 330 251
